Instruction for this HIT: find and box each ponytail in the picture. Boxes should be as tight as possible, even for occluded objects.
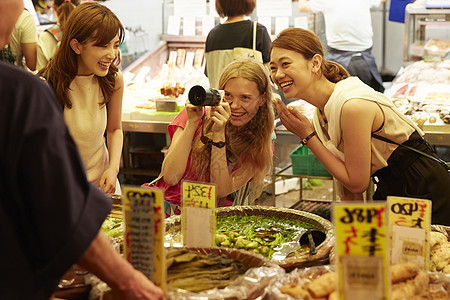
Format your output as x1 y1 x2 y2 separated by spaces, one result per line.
322 59 349 83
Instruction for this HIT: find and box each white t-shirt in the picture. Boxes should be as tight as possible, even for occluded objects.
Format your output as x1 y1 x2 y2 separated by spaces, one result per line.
10 10 37 66
309 0 381 51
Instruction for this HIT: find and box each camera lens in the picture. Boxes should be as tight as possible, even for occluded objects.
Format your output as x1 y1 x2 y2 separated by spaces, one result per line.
188 85 221 106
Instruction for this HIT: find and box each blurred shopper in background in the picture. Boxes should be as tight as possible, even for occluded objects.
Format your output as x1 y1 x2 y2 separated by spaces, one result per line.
205 0 271 88
271 28 450 226
8 7 37 70
153 59 274 216
39 2 124 194
36 0 79 70
0 0 165 299
298 0 385 92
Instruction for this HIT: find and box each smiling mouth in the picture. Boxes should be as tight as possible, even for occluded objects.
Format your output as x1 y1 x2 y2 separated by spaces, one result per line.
280 81 293 91
98 62 110 68
231 112 246 118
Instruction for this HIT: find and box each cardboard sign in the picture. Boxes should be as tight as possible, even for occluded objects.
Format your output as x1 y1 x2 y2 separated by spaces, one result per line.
388 196 431 270
122 186 166 291
334 202 390 300
181 180 216 247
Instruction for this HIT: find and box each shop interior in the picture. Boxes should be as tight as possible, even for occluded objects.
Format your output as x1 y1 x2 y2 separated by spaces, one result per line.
19 0 450 298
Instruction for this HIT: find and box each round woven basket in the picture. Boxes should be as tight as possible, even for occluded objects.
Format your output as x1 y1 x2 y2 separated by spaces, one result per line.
165 205 335 271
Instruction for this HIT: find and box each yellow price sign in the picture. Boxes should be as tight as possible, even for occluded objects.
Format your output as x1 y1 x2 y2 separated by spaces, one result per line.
388 196 431 270
181 180 216 247
122 186 166 292
334 202 389 300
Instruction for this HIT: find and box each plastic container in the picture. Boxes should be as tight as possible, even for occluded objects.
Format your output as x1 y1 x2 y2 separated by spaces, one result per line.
289 144 331 177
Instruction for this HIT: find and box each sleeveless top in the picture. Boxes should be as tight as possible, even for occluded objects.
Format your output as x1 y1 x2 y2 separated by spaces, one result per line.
64 75 108 186
313 77 423 174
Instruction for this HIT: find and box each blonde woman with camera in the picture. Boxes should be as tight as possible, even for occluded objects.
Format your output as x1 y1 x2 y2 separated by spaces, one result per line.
152 59 274 217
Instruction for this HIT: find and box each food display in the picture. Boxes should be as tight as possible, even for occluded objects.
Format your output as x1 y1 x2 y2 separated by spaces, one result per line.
269 263 450 300
165 206 335 271
165 247 284 300
215 215 315 259
430 226 450 274
385 60 450 127
166 248 247 292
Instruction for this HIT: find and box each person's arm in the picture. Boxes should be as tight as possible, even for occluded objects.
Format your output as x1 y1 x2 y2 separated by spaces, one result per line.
208 103 252 198
100 71 124 194
20 11 37 71
161 105 204 186
21 41 37 71
77 230 164 300
36 32 55 71
298 0 313 12
273 98 380 196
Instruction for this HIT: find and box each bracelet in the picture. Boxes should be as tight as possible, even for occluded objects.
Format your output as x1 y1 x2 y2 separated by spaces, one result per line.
301 131 317 146
201 137 226 148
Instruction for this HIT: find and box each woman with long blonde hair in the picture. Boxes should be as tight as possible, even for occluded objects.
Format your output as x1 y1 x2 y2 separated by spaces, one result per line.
154 59 274 216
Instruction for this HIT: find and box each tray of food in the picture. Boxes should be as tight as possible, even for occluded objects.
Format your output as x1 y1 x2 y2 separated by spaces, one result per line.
267 262 450 300
166 246 284 300
431 225 450 274
165 206 335 271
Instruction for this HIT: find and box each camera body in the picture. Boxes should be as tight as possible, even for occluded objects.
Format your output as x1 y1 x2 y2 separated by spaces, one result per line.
188 85 224 106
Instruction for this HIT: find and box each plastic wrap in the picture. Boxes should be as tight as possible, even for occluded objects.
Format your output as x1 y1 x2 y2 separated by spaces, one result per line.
166 246 285 300
267 265 336 300
165 206 335 271
267 264 450 300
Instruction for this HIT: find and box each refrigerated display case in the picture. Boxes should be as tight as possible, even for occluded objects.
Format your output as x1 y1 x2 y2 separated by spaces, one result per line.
403 4 450 65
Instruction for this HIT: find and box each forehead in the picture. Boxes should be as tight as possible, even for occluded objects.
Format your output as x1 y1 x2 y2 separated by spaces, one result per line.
224 77 259 94
270 47 303 63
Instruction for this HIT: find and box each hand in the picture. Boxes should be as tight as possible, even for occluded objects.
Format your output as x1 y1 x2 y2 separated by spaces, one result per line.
112 269 166 300
185 101 204 124
209 101 231 135
99 167 118 194
273 99 315 139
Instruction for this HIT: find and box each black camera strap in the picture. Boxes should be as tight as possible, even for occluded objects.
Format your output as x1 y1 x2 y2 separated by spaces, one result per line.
372 133 449 171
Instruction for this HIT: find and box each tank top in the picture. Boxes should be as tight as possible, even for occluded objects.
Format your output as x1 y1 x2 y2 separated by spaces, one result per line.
64 75 108 185
313 77 423 174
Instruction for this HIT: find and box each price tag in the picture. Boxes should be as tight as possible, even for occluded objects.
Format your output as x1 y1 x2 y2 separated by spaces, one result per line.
334 202 389 300
182 16 196 36
388 196 431 270
167 15 181 35
182 180 216 247
275 17 289 36
122 186 166 291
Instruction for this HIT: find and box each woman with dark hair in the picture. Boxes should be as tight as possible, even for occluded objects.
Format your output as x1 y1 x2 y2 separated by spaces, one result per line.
154 59 274 216
39 2 125 194
205 0 271 88
271 28 450 225
36 0 80 70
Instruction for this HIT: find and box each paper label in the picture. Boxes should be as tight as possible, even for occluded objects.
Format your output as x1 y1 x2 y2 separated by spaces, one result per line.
388 196 431 270
275 17 289 36
167 15 181 35
122 186 166 291
181 180 216 247
334 202 390 300
182 16 196 36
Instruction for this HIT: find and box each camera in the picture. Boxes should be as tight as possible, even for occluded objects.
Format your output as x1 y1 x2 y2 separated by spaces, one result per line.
188 85 224 106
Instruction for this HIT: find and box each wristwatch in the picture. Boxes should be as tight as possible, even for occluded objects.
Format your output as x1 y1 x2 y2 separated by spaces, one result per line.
301 131 317 146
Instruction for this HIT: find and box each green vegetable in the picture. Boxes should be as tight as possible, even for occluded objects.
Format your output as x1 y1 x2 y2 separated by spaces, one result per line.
215 215 314 259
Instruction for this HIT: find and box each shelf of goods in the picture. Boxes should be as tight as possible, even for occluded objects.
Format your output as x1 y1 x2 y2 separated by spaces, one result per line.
404 4 450 66
120 35 207 180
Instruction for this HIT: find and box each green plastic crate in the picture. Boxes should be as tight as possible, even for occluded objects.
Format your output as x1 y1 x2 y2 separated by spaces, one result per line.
289 144 332 177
